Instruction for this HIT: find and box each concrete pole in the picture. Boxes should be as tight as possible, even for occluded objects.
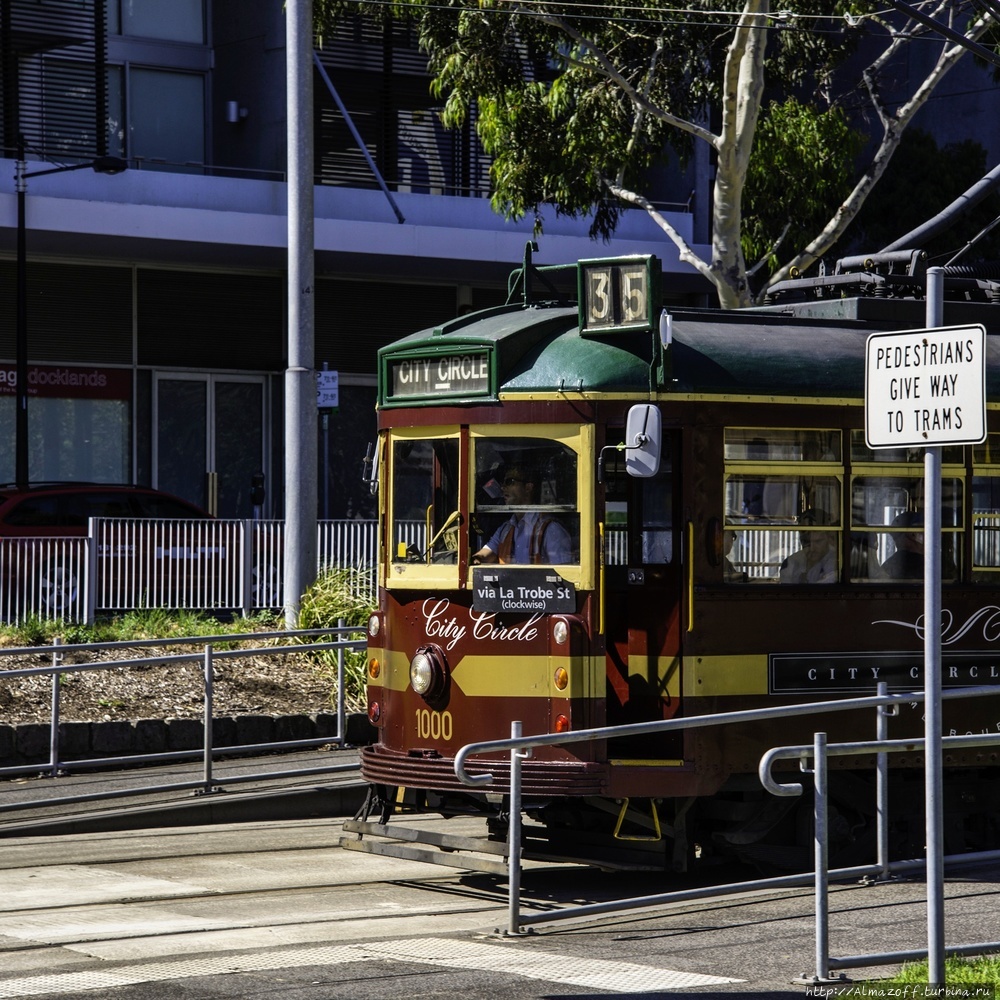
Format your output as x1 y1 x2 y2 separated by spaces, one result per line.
284 0 318 627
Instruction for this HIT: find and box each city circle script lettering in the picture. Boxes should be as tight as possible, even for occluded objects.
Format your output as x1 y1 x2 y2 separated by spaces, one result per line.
390 352 490 398
865 324 986 448
421 597 541 650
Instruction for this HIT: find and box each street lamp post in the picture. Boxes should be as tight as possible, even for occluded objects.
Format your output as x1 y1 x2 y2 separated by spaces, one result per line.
14 136 127 490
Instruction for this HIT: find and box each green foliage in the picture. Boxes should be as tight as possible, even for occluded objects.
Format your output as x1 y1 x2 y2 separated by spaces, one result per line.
871 954 1000 984
315 0 877 263
743 97 864 274
297 568 375 712
0 609 283 648
297 568 374 629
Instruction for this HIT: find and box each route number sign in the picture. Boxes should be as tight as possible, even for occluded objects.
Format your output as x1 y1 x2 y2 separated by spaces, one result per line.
579 255 660 335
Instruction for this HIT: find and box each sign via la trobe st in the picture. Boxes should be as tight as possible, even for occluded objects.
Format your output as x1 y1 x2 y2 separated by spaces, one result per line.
865 325 987 449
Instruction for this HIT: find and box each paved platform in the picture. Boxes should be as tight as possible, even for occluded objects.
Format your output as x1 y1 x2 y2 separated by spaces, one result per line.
0 747 366 838
0 815 998 999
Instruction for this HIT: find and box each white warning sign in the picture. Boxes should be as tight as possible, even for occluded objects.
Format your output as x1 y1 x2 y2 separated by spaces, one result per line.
865 325 986 449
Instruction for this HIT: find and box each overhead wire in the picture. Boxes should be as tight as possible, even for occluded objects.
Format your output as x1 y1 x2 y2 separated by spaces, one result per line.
331 0 893 36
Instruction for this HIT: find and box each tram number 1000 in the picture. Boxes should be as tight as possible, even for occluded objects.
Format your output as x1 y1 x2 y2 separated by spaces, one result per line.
414 708 453 741
582 262 651 332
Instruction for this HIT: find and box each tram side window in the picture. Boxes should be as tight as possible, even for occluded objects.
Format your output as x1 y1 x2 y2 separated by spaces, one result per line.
390 438 460 564
849 432 962 583
723 428 842 583
640 464 674 564
972 435 1000 583
472 437 579 565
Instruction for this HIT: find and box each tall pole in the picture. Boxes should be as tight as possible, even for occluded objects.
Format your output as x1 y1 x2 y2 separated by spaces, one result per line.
15 136 28 491
284 0 318 627
925 267 945 985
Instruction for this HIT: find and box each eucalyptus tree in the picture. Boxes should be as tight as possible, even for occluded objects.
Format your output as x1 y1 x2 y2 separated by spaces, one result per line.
315 1 997 307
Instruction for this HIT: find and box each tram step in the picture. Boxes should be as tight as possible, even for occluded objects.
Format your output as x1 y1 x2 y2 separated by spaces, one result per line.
339 819 510 876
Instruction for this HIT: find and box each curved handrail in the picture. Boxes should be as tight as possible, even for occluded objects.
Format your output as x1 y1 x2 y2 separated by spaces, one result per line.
454 684 1000 787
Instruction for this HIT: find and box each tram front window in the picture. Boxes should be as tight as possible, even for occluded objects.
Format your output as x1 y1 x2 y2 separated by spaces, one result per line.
472 436 579 565
390 437 460 565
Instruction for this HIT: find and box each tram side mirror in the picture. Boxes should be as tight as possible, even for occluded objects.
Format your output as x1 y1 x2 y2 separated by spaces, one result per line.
362 440 380 496
625 404 661 478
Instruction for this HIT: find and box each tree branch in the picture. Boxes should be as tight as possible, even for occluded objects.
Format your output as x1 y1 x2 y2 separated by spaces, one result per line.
767 8 994 291
617 36 664 188
533 10 720 149
606 180 715 286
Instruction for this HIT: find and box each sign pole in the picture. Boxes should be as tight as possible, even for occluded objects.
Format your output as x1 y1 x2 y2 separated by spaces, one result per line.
924 268 945 985
865 271 986 988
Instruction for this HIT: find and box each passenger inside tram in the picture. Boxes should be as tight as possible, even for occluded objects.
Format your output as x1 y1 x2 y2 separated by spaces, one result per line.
779 508 839 584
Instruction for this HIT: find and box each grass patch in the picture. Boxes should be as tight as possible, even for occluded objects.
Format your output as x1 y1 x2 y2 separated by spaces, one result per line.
0 609 285 648
850 955 1000 994
893 955 1000 983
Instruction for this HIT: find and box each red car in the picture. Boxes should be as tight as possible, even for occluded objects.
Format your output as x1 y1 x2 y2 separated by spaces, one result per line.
0 483 220 618
0 483 210 536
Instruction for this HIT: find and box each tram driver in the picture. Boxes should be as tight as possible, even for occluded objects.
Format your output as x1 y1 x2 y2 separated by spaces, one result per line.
471 465 572 565
779 508 838 584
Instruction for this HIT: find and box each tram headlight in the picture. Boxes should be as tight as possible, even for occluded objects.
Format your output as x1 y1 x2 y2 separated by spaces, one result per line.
409 643 449 702
552 620 569 645
368 614 381 638
410 651 434 694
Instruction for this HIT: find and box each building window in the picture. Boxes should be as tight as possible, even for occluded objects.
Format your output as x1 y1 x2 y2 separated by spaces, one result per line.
129 68 205 169
107 0 205 44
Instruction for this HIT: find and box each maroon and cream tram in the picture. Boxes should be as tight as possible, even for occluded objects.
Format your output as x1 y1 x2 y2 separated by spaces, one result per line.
347 249 1000 870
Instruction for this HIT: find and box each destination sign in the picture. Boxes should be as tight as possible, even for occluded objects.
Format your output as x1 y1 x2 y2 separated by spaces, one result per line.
472 567 576 615
388 351 491 400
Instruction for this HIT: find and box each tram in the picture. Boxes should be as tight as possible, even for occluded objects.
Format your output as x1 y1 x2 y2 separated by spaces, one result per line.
347 247 1000 871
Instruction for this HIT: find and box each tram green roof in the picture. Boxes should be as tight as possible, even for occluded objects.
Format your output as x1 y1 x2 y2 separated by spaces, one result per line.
380 299 1000 400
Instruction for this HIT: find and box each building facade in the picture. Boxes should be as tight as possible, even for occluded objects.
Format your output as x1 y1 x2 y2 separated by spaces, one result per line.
0 1 712 520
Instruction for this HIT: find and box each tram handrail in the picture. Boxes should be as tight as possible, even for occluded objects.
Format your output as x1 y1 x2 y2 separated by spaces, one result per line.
453 684 997 786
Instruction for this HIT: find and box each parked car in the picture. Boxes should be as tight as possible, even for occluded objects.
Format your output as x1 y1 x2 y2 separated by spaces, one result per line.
0 483 223 617
0 483 210 536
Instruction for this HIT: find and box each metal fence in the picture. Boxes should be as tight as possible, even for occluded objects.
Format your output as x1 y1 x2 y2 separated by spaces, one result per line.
451 683 1000 939
0 518 393 625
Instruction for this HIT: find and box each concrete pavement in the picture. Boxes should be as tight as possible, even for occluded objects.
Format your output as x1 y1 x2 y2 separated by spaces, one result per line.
1 813 999 999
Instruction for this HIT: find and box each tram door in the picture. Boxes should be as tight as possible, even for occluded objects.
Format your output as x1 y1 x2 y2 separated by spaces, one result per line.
603 430 683 757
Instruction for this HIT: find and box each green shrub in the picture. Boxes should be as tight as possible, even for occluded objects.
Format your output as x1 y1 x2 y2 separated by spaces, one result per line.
297 568 374 712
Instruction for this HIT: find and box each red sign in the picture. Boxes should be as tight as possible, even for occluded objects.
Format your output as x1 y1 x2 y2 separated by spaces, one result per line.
0 364 131 400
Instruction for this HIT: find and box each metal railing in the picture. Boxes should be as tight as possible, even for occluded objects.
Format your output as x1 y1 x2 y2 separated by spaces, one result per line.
452 684 1000 941
762 726 1000 983
0 624 365 813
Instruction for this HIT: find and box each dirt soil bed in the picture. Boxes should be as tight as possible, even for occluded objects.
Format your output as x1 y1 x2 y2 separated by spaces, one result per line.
0 645 341 726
